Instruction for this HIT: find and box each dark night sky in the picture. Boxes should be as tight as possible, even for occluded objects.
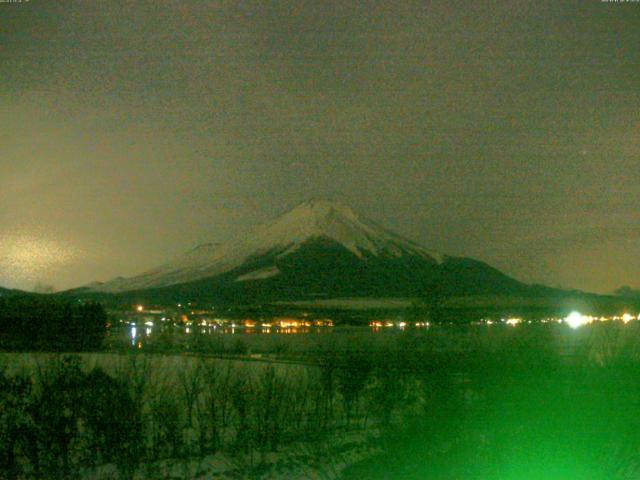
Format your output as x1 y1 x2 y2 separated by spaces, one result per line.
1 0 639 293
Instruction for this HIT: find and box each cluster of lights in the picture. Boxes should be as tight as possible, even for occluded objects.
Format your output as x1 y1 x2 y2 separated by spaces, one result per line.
564 311 640 329
129 305 337 332
564 312 592 329
125 305 640 337
478 317 525 326
369 321 430 328
172 318 335 331
476 313 640 329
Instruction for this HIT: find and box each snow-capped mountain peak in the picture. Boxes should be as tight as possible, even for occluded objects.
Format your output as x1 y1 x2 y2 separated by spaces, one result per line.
248 199 440 260
87 200 444 293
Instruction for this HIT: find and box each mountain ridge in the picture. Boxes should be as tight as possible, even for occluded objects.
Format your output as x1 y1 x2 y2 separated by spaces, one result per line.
87 200 447 293
73 199 533 304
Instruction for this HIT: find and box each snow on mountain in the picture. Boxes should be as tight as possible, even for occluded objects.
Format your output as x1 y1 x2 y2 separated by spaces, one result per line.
235 266 281 282
88 200 445 293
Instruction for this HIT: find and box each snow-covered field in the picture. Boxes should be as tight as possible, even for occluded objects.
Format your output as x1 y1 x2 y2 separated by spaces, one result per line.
83 431 381 480
0 351 305 379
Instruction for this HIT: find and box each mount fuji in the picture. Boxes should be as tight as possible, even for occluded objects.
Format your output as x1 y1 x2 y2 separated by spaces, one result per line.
80 200 529 303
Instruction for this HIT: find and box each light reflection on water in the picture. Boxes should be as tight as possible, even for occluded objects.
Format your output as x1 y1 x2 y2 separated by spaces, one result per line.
122 323 348 350
124 319 627 345
123 322 427 345
116 319 640 354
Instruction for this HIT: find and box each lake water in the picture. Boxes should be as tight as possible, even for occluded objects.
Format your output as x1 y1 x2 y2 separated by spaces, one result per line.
106 320 640 359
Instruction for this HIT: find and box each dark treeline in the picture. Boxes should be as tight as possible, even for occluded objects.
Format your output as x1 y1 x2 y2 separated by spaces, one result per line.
0 351 409 480
0 295 107 351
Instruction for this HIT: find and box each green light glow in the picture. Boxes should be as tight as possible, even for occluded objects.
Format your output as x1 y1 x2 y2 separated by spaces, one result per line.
565 311 587 329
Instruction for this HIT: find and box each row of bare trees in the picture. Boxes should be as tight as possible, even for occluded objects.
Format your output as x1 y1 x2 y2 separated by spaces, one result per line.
0 347 419 480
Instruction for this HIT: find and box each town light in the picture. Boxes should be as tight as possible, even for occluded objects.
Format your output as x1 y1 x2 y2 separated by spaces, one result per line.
565 311 589 329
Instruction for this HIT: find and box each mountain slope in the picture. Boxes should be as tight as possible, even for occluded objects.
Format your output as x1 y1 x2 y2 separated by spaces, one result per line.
90 200 446 293
82 200 528 302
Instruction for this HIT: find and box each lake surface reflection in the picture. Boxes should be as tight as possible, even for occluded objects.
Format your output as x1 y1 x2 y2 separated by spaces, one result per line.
103 318 640 359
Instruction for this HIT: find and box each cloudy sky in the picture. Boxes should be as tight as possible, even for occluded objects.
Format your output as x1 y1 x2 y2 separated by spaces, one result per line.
1 0 639 293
